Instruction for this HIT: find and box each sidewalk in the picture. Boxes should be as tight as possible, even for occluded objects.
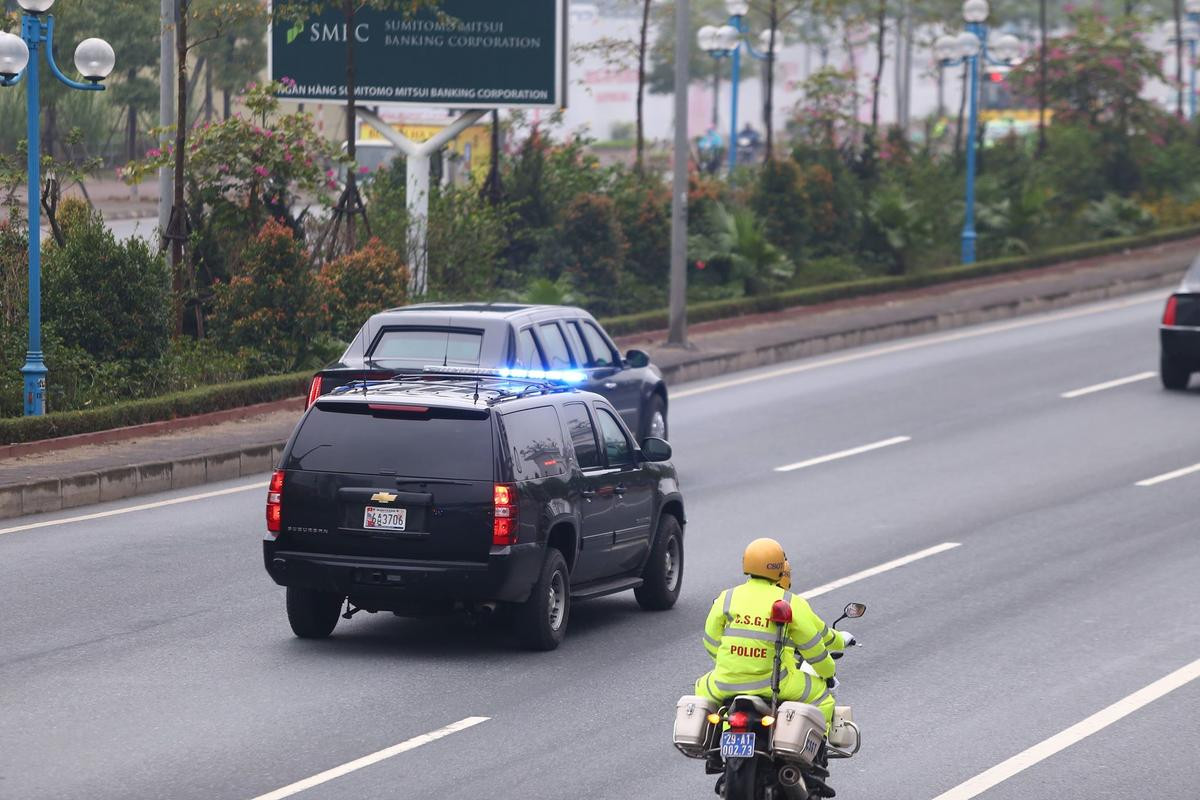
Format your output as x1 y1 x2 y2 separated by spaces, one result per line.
1 234 1194 520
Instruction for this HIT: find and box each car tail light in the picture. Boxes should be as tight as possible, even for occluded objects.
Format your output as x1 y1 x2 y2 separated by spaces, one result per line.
1163 295 1179 326
728 711 750 732
493 483 518 545
266 470 284 537
306 376 323 408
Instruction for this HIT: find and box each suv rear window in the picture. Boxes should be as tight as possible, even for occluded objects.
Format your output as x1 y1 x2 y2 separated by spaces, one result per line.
369 328 483 365
286 404 494 480
500 406 567 479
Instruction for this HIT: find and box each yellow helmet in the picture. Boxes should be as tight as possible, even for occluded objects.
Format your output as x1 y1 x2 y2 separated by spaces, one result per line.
778 559 792 591
743 537 787 582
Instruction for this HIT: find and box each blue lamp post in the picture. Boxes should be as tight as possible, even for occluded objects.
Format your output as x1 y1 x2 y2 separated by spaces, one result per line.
698 1 781 174
935 0 1021 265
0 0 115 416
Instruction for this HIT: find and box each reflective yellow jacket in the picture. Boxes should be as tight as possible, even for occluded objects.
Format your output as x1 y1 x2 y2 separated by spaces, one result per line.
702 577 847 694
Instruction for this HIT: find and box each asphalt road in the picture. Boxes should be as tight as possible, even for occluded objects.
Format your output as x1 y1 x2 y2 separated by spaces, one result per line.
2 290 1199 800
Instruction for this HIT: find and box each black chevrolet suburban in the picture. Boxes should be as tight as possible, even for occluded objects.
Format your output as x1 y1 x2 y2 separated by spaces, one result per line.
264 372 685 650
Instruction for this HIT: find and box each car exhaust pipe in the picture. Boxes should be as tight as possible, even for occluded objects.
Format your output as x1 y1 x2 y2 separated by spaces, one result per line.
778 764 806 791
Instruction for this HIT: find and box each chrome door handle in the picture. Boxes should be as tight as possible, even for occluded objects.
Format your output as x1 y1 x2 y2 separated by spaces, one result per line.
603 381 618 389
581 489 596 500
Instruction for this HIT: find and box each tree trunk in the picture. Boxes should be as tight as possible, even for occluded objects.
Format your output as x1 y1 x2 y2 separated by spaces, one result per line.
1037 0 1047 155
42 103 57 160
1176 0 1185 119
635 0 651 173
204 57 214 123
869 0 887 141
126 69 139 164
763 0 777 162
222 88 231 120
186 55 206 115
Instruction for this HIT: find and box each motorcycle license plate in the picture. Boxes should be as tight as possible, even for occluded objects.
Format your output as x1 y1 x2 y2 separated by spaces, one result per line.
720 732 755 759
363 506 406 531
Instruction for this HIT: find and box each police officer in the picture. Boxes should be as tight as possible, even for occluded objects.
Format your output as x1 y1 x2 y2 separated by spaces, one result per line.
695 538 853 731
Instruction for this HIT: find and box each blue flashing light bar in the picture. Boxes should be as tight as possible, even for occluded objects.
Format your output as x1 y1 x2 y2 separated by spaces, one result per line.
422 365 586 384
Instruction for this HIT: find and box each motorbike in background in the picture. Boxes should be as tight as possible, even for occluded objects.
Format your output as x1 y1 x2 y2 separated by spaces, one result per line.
673 602 866 799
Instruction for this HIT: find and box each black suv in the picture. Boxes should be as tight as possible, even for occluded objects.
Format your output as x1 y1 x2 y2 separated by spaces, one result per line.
308 303 670 441
264 372 686 650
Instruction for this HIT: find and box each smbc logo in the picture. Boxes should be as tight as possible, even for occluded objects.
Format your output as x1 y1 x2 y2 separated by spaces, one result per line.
286 20 370 44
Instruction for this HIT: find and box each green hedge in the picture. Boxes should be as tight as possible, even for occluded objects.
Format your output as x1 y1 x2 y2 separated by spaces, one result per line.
599 224 1200 337
0 371 311 446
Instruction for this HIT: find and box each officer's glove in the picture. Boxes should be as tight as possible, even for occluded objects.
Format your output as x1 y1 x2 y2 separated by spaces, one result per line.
839 631 857 648
826 675 839 691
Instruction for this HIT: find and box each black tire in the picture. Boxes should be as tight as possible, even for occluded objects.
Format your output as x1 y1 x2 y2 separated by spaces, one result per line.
722 754 758 800
1161 354 1192 390
641 393 668 441
286 586 343 639
635 515 683 611
514 548 570 651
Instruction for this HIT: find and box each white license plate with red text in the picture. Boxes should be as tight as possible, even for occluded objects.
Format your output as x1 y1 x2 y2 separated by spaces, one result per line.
363 506 406 530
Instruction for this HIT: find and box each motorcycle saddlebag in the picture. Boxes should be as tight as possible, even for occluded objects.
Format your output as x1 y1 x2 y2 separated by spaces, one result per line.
771 702 825 765
829 705 858 750
673 695 717 758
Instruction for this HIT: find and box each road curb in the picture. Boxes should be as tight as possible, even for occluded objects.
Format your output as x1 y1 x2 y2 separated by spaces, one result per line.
0 442 285 521
0 265 1182 523
652 268 1180 386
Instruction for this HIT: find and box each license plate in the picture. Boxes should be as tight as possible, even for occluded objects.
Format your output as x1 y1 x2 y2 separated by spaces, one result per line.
720 731 756 759
363 506 406 531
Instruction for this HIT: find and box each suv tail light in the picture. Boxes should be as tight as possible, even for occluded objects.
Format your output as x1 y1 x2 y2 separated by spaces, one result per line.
266 470 284 537
1164 295 1179 326
306 376 323 408
493 483 518 545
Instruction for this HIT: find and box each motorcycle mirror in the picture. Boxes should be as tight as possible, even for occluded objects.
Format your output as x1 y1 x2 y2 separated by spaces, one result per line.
843 602 866 619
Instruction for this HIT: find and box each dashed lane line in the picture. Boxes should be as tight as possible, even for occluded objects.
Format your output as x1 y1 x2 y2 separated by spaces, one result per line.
775 436 912 473
247 716 491 800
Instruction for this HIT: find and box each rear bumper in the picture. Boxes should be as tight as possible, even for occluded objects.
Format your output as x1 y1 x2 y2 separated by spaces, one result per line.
263 543 544 608
1161 328 1200 365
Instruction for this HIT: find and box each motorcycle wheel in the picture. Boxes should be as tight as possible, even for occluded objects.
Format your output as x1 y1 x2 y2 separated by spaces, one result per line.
722 756 758 799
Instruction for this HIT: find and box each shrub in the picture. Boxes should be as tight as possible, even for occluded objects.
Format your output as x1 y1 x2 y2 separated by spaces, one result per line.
612 174 670 306
426 186 511 299
560 193 627 315
1079 194 1156 240
210 218 326 370
319 238 409 341
42 199 171 362
751 159 808 261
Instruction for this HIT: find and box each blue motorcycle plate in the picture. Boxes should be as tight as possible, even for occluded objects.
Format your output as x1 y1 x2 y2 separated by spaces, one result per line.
720 732 756 759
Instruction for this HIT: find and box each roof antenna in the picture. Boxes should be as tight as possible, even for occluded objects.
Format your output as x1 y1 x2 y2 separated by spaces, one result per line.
442 316 452 367
473 379 480 405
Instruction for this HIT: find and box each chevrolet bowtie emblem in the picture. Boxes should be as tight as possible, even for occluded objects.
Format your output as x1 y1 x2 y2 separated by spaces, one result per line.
371 492 398 503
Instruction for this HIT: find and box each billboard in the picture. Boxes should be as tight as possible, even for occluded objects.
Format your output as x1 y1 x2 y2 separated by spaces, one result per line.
269 0 567 109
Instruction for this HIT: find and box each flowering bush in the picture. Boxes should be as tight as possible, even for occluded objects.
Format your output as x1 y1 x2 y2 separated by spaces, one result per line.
209 218 327 370
318 238 409 341
122 81 343 223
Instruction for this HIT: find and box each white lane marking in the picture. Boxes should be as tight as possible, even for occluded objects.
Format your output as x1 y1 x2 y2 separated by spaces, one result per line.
1060 371 1157 399
775 436 911 473
672 294 1159 400
800 542 962 600
0 480 269 538
248 716 490 800
930 657 1200 800
1135 462 1200 487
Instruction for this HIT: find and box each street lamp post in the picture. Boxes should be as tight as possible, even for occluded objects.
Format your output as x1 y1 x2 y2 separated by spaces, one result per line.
698 0 781 174
0 0 114 416
1185 0 1200 120
934 0 1021 265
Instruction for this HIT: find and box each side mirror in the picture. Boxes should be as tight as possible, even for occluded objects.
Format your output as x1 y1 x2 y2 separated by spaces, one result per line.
639 436 672 462
843 602 866 619
624 348 650 369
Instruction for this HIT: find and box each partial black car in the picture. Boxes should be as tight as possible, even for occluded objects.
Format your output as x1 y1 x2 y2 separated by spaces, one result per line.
264 373 685 650
1160 256 1200 390
307 303 670 441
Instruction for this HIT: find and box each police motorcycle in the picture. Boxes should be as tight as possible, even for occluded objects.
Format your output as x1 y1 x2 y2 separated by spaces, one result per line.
673 602 866 799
